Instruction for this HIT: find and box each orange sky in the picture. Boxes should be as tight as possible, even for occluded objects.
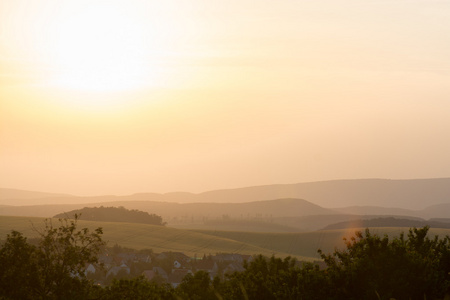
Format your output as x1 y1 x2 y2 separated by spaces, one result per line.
1 0 450 195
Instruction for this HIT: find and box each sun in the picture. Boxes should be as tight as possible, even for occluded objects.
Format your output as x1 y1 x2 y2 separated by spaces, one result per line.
49 4 155 92
19 1 182 95
4 0 199 108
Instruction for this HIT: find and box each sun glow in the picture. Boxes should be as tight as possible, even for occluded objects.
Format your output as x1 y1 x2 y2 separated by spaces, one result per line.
5 0 194 97
49 4 157 92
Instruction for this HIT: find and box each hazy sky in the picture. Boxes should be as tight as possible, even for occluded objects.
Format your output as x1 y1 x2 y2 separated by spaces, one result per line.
1 0 449 195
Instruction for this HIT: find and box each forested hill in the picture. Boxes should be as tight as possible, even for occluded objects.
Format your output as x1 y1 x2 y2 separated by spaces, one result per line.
53 206 166 226
322 217 450 230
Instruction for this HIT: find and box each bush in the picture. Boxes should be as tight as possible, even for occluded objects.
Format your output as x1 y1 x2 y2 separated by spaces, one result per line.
0 215 105 299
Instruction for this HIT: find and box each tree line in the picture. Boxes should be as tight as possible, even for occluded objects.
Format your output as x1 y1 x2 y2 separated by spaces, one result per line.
53 206 166 226
1 216 450 299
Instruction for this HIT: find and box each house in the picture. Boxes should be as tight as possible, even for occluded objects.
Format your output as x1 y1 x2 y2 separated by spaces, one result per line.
195 259 218 273
156 252 191 263
142 270 156 281
168 269 192 288
98 254 113 269
195 259 219 279
84 264 96 276
112 256 127 266
116 253 136 263
135 254 151 263
223 262 245 274
214 253 253 263
173 260 182 269
152 266 168 281
106 263 130 278
241 255 253 263
156 253 168 260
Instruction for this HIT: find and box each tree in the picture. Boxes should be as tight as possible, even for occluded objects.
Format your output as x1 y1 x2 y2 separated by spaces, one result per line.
101 277 175 300
0 215 105 299
217 255 329 300
0 231 38 300
54 206 166 226
176 271 217 300
217 228 450 300
319 226 450 300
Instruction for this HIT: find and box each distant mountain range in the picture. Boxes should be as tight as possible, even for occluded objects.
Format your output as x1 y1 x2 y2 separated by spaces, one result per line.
1 178 450 232
0 198 337 219
0 188 73 203
2 178 450 209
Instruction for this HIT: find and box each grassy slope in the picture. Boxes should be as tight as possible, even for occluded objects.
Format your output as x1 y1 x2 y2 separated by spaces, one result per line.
2 216 449 261
171 220 302 233
188 227 450 258
0 216 299 259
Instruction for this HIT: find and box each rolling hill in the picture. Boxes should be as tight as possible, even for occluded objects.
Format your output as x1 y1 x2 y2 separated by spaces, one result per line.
2 216 449 261
1 197 449 232
0 198 338 220
2 178 450 209
0 188 75 205
2 178 450 232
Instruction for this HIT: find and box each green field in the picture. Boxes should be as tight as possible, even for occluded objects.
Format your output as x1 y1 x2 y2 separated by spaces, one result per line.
1 216 449 261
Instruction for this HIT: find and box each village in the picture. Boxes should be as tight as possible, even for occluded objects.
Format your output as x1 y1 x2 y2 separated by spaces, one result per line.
85 246 255 287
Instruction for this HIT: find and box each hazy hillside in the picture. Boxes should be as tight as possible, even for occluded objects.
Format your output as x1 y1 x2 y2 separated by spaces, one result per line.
333 206 420 217
2 178 450 232
271 214 416 232
420 203 450 219
188 227 450 259
172 220 302 233
3 215 449 261
160 178 450 209
0 216 315 260
322 217 450 230
0 193 164 206
335 203 450 219
0 188 75 205
1 197 449 231
2 178 450 209
0 204 89 218
0 198 338 220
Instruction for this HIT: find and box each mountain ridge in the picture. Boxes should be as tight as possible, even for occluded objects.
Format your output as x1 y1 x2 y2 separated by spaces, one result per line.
2 178 450 209
0 198 338 219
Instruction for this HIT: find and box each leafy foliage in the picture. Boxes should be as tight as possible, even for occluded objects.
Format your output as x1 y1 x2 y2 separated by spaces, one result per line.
54 206 166 226
2 225 450 299
213 227 450 299
0 231 38 300
100 276 175 300
176 271 218 300
319 226 450 300
0 215 105 299
216 255 329 300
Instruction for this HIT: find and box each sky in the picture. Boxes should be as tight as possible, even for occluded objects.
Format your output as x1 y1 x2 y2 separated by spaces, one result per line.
1 0 450 196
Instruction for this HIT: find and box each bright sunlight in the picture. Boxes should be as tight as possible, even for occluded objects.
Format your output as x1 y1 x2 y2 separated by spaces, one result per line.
49 3 159 92
7 0 190 97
